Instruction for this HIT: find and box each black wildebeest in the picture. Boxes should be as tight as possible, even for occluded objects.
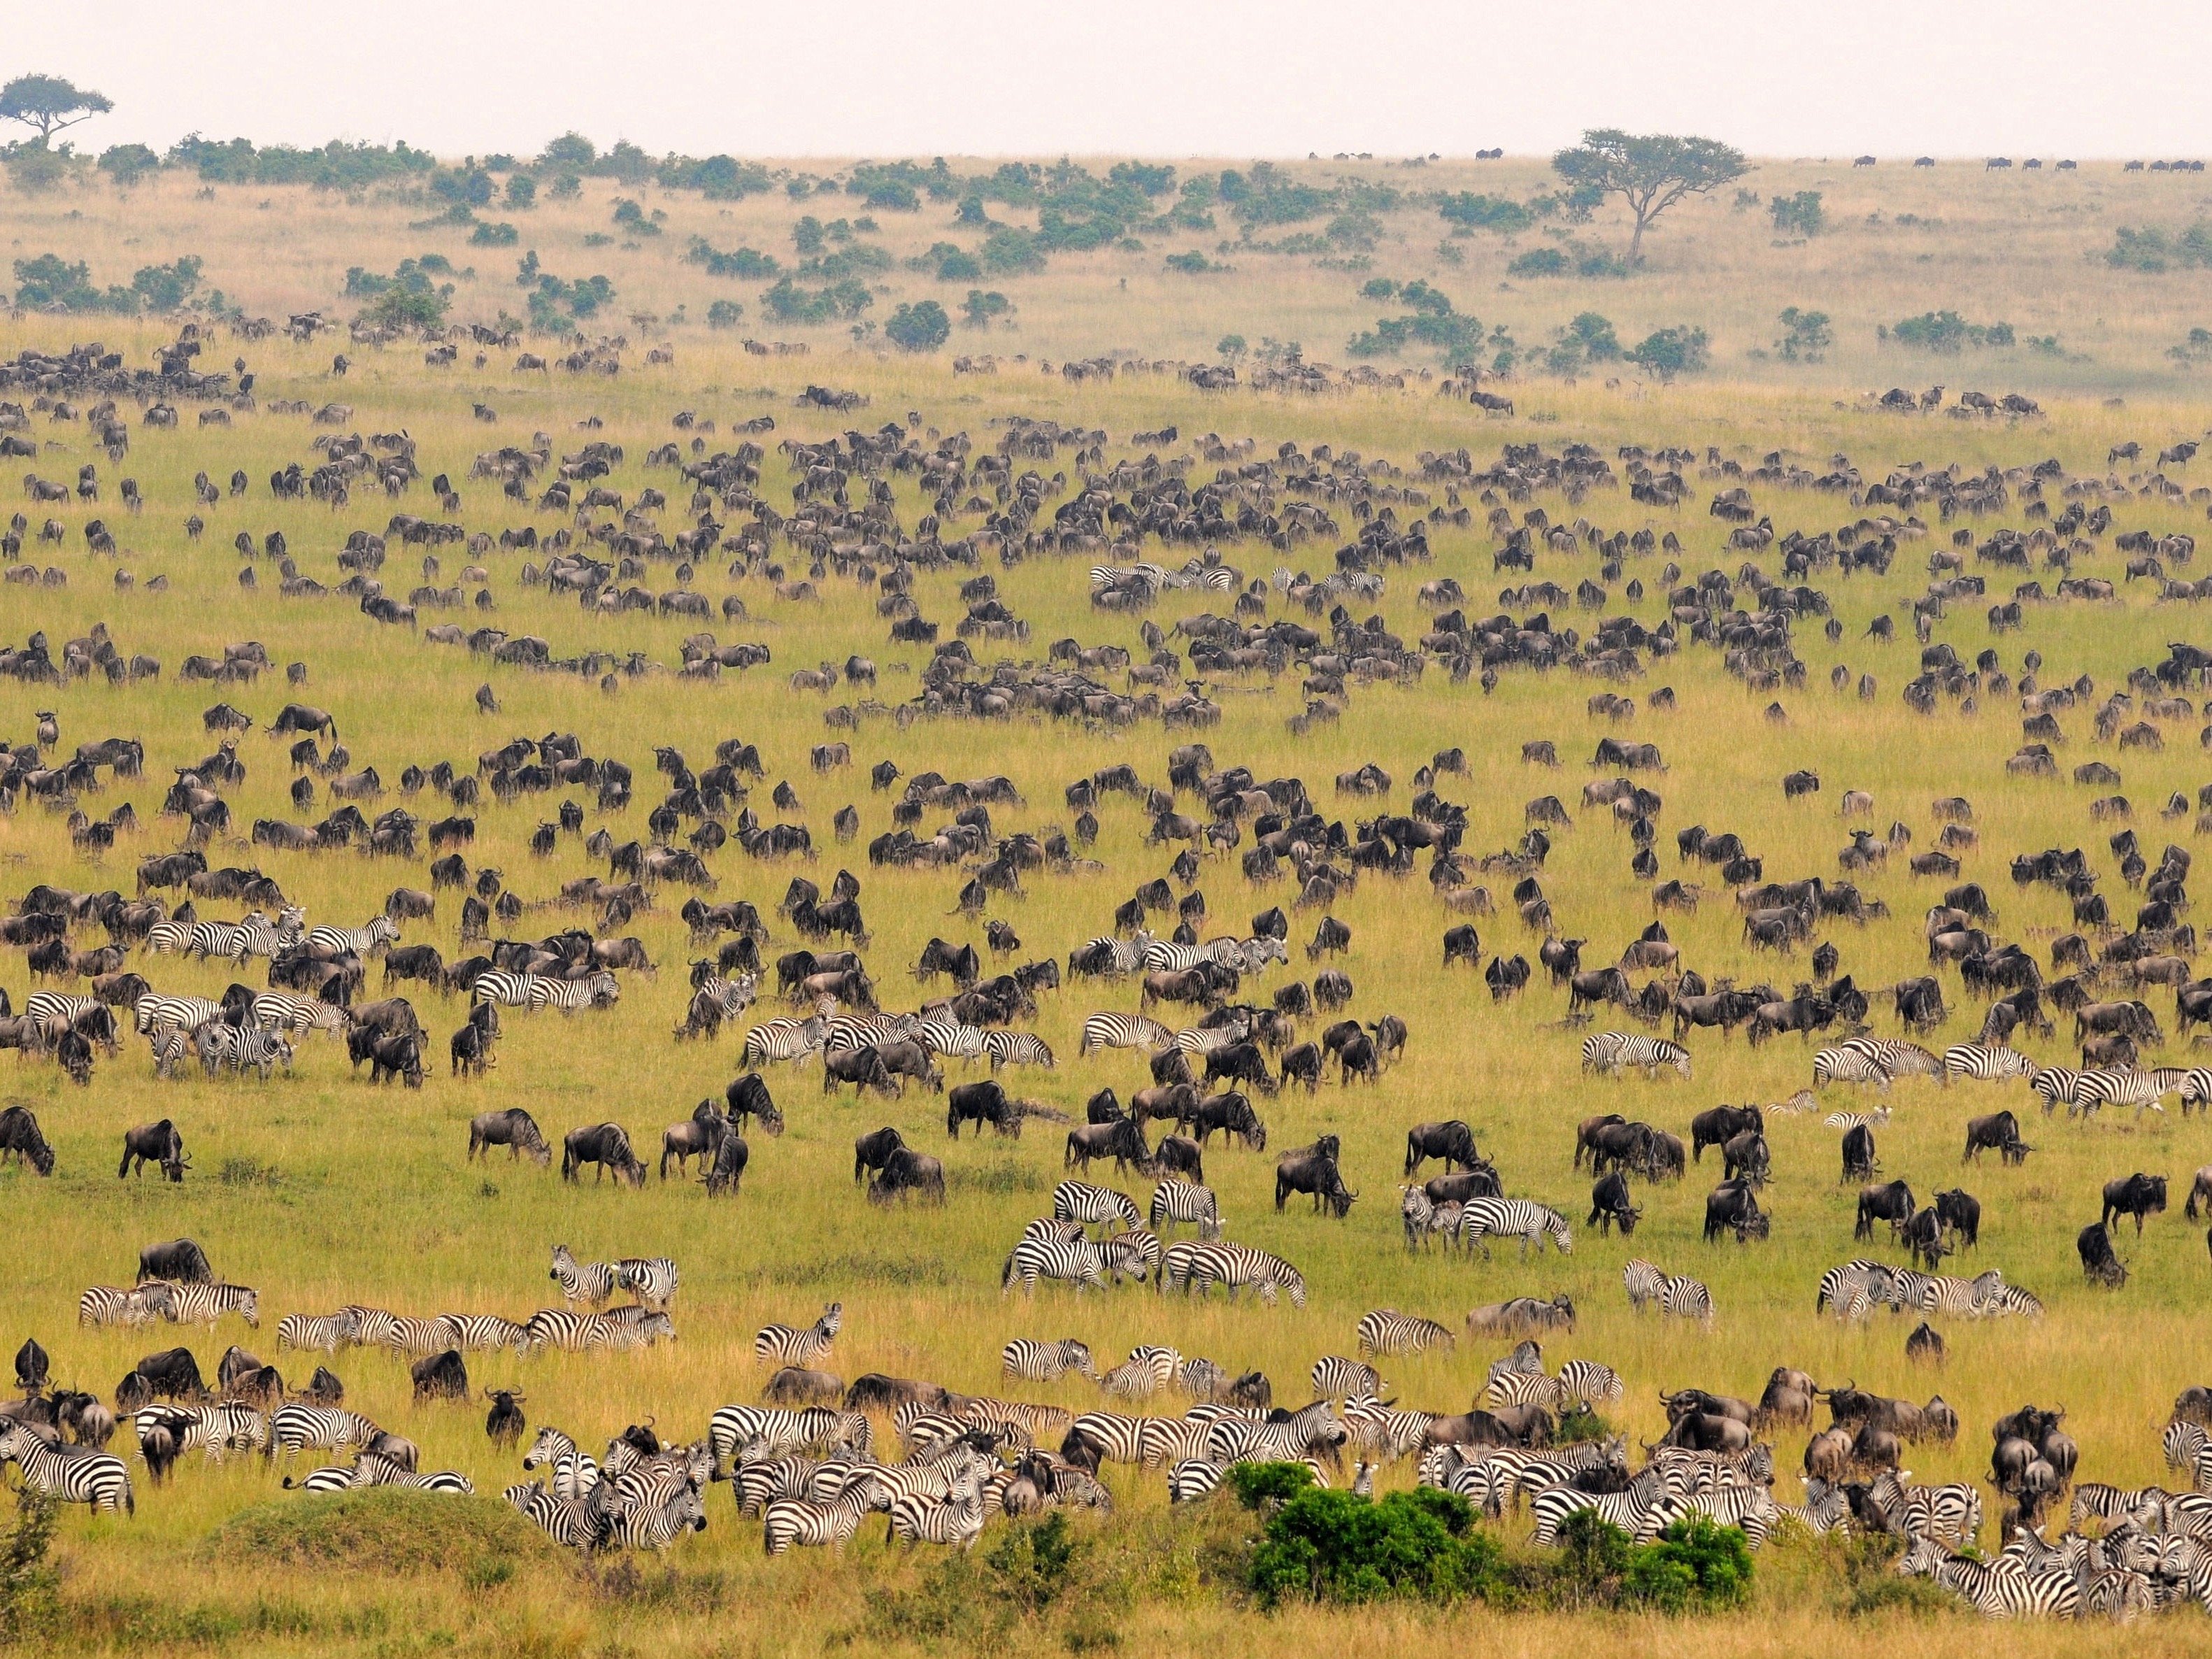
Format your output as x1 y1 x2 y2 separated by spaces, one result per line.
561 1123 645 1187
2102 1172 2167 1233
869 1145 945 1203
138 1239 212 1284
120 1120 187 1181
725 1071 784 1136
1841 1123 1878 1183
1405 1120 1478 1175
948 1080 1013 1138
1703 1179 1769 1243
1181 1090 1266 1151
822 1044 898 1098
2079 1220 2128 1287
763 1367 844 1407
703 1128 750 1196
1588 1170 1640 1234
1276 1148 1356 1218
1964 1111 2030 1165
854 1125 904 1183
411 1348 469 1402
0 1103 55 1175
467 1107 547 1164
1855 1179 1915 1241
1692 1104 1763 1161
485 1388 527 1445
1934 1188 1980 1248
1065 1117 1149 1175
661 1101 729 1176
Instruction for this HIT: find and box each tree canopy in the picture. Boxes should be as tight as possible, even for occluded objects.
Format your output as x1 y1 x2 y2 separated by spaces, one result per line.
0 74 112 145
1551 129 1747 262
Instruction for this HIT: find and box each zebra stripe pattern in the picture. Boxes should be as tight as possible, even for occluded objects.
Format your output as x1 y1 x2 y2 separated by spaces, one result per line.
2074 1067 2178 1116
615 1257 679 1311
743 1014 829 1065
269 1405 381 1458
134 1402 270 1459
24 991 101 1033
192 1023 294 1078
1899 1536 2081 1617
1455 1198 1573 1258
473 970 620 1011
1311 1355 1385 1397
755 1303 840 1367
549 1245 618 1306
1001 1338 1097 1383
0 1423 133 1514
983 1030 1055 1069
762 1476 885 1553
1157 1241 1306 1308
1814 1043 1894 1086
1001 1234 1111 1294
303 918 399 957
79 1283 174 1327
1148 1179 1223 1239
1942 1044 2036 1083
825 1011 917 1052
159 1281 259 1327
276 1309 361 1352
136 995 227 1035
1053 1181 1141 1232
1079 1012 1174 1054
1622 1258 1669 1310
522 1427 600 1500
1100 1228 1162 1283
1355 1309 1455 1356
505 1479 603 1546
1099 1346 1181 1399
1580 1032 1691 1078
250 992 352 1036
912 1017 990 1060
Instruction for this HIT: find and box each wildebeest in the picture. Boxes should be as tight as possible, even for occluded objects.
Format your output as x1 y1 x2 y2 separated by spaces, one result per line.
661 1101 729 1176
561 1123 645 1187
0 1104 55 1175
1065 1117 1149 1175
1964 1111 2029 1165
2078 1220 2127 1288
1275 1148 1356 1218
485 1388 527 1444
119 1120 187 1182
1405 1120 1478 1175
1465 1295 1574 1337
1702 1179 1768 1243
2102 1172 2167 1233
1841 1123 1878 1183
1691 1104 1762 1161
854 1125 905 1183
1587 1171 1640 1234
869 1145 945 1203
467 1107 546 1165
411 1348 469 1402
138 1239 212 1284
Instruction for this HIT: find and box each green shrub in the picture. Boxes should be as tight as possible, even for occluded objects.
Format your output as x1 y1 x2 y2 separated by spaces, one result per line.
1769 190 1825 236
760 276 871 324
961 289 1012 327
706 299 742 329
685 238 778 280
469 221 518 246
1775 306 1833 362
1622 1516 1753 1613
1885 309 2015 351
1248 1485 1504 1609
503 174 535 210
2106 223 2212 273
1508 247 1569 277
98 143 159 187
13 253 134 312
205 1491 555 1577
1627 324 1711 379
885 300 950 352
0 1489 57 1643
1225 1462 1314 1509
1437 192 1532 234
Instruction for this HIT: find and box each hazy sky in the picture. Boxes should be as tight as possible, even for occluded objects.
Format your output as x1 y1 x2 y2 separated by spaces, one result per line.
13 1 2211 160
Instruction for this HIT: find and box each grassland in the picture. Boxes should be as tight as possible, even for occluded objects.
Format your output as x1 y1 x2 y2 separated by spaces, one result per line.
0 154 2211 1653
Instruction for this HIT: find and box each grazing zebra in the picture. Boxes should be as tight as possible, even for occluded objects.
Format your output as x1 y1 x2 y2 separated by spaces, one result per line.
160 1281 259 1327
1813 1044 1892 1086
1167 1455 1329 1503
1356 1309 1455 1357
1581 1031 1691 1078
1099 1346 1181 1399
1898 1536 2081 1617
709 1406 870 1466
276 1309 361 1353
1100 1227 1162 1283
505 1479 604 1546
442 1313 531 1352
1158 1241 1307 1308
1656 1272 1713 1320
1172 1022 1248 1056
145 920 192 954
249 992 352 1037
1679 1483 1783 1546
983 1030 1055 1069
522 1309 627 1351
134 1402 269 1460
268 1405 381 1458
1822 1109 1889 1131
1486 1368 1567 1409
285 1465 363 1494
1399 1187 1461 1252
1456 1198 1573 1258
1203 1402 1341 1465
1053 1180 1141 1233
24 991 101 1035
1338 1395 1435 1462
185 913 292 962
755 1303 841 1367
78 1283 173 1327
136 995 227 1036
192 1023 294 1079
762 1474 886 1553
1312 1355 1385 1397
743 1013 829 1066
1622 1258 1669 1311
826 1011 916 1052
1872 1470 1983 1546
540 971 621 1011
522 1427 601 1499
615 1257 679 1311
1001 1338 1097 1383
1148 1179 1223 1239
304 918 400 957
380 1315 454 1356
1002 1234 1111 1295
2075 1067 2176 1117
1815 1259 1903 1318
1855 1037 1943 1078
549 1246 619 1306
1531 1479 1687 1546
1942 1044 2037 1083
733 1454 829 1515
1557 1360 1625 1407
1079 1012 1174 1055
1072 934 1155 978
913 1017 990 1060
2165 1421 2208 1472
0 1423 133 1514
1893 1267 2007 1317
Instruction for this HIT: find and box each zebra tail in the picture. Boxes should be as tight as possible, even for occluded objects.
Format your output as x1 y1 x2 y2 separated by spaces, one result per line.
999 1253 1016 1293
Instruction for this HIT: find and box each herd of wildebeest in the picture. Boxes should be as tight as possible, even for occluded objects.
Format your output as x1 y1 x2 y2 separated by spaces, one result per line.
7 325 2212 1613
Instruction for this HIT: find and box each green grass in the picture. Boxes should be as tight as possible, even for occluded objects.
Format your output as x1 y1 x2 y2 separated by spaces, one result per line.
1 308 2212 1654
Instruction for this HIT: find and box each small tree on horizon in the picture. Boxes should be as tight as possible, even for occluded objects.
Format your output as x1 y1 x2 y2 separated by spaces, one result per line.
1551 129 1748 263
0 75 113 146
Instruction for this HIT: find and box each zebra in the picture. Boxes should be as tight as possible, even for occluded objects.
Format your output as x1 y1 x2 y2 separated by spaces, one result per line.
1580 1032 1691 1078
2029 1065 2083 1114
1053 1180 1141 1233
1204 1402 1341 1466
145 920 192 954
684 972 759 1030
0 1423 133 1514
339 1306 404 1347
276 1309 361 1353
161 1281 259 1327
1813 1044 1893 1087
1100 1227 1162 1283
1134 1416 1217 1468
380 1315 455 1355
825 1011 916 1052
304 918 400 957
762 1474 887 1553
1853 1037 1943 1078
733 1454 829 1515
1148 1179 1223 1239
1456 1198 1573 1258
912 1017 990 1061
1173 1022 1249 1056
24 991 102 1037
1557 1360 1625 1407
890 1465 988 1548
1311 1355 1385 1398
1355 1309 1455 1357
1622 1258 1669 1311
743 1013 829 1066
1822 1109 1889 1131
755 1303 841 1367
149 1025 194 1079
1656 1272 1713 1320
1167 1455 1330 1503
550 1246 619 1306
248 992 352 1037
2075 1067 2176 1117
349 1453 474 1495
594 1310 675 1351
1399 1187 1460 1252
1079 1012 1174 1055
134 1402 269 1460
1815 1259 1904 1318
1897 1536 2081 1617
1871 1470 1983 1547
1486 1369 1567 1409
2164 1420 2208 1472
1679 1483 1783 1546
1001 1338 1097 1383
505 1479 604 1547
1099 1346 1181 1399
1942 1044 2037 1083
615 1257 679 1311
1338 1395 1435 1462
983 1030 1055 1069
1985 1283 2043 1318
439 1314 531 1352
193 1024 294 1079
709 1406 870 1467
1531 1478 1687 1546
185 913 290 962
267 1405 382 1458
1158 1241 1306 1308
78 1283 174 1327
522 1427 601 1500
136 995 227 1036
538 971 620 1011
1002 1234 1111 1295
522 1309 625 1351
600 1476 708 1551
1892 1268 2005 1317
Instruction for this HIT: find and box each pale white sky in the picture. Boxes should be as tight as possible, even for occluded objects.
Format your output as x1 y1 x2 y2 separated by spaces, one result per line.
13 1 2211 160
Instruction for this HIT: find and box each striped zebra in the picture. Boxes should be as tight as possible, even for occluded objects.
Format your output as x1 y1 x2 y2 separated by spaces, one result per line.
743 1013 829 1066
249 992 352 1037
194 1024 294 1079
268 1405 382 1458
1157 1241 1307 1308
1580 1032 1691 1078
762 1474 886 1553
473 970 619 1011
1072 933 1155 978
1656 1272 1713 1320
1166 1455 1329 1503
1399 1188 1461 1253
145 919 192 954
685 973 758 1030
2075 1067 2177 1117
380 1315 455 1356
1531 1476 1687 1546
708 1406 871 1466
347 1453 474 1495
913 1017 990 1061
24 991 101 1036
1815 1259 1903 1318
0 1423 133 1514
1485 1369 1567 1410
522 1309 625 1351
1101 1227 1162 1283
1001 1338 1097 1383
1813 1044 1893 1087
504 1479 604 1547
1984 1283 2043 1318
1456 1198 1573 1258
1053 1180 1141 1233
1622 1258 1669 1311
136 995 227 1036
285 1465 362 1493
1822 1109 1889 1131
1149 1179 1222 1239
1338 1396 1435 1463
276 1309 361 1353
1079 1013 1174 1055
1893 1268 2006 1317
615 1257 679 1311
1132 1416 1215 1469
440 1314 531 1352
339 1306 404 1347
160 1281 259 1327
755 1303 841 1367
2029 1065 2083 1114
188 913 299 962
1173 1022 1249 1056
149 1026 193 1080
733 1454 829 1515
1558 1360 1625 1407
550 1246 619 1306
78 1283 174 1327
2164 1420 2207 1472
522 1427 601 1500
1311 1355 1385 1398
888 1464 987 1548
304 918 400 957
1854 1037 1943 1078
983 1030 1055 1069
1099 1346 1181 1399
1898 1536 2081 1617
1679 1483 1783 1546
134 1402 269 1460
2178 1069 2212 1116
1356 1309 1455 1357
1204 1402 1341 1466
825 1011 917 1052
1871 1470 1983 1547
1942 1044 2037 1083
1002 1234 1111 1295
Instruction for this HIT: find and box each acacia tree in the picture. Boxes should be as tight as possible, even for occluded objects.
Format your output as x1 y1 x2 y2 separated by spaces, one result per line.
0 75 113 145
1551 129 1747 263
